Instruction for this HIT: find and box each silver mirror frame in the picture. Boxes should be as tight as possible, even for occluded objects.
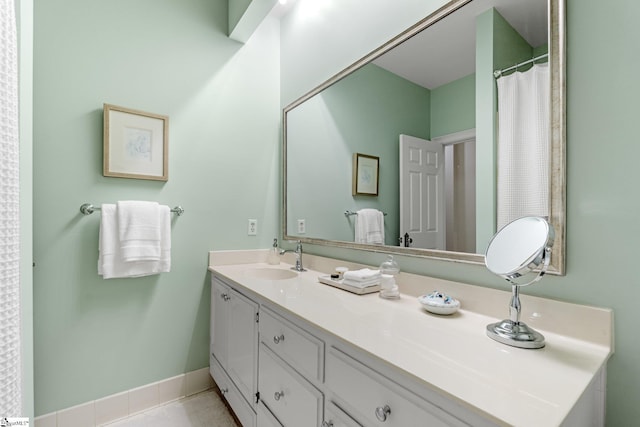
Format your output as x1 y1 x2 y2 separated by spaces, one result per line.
282 0 566 275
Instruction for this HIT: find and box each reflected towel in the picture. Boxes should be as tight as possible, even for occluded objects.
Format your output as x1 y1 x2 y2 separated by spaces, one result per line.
355 209 385 244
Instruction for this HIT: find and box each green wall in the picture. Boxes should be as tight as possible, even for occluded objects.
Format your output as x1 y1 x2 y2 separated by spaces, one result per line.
430 73 475 138
281 0 640 425
287 63 475 246
33 0 280 415
287 64 430 245
229 0 252 32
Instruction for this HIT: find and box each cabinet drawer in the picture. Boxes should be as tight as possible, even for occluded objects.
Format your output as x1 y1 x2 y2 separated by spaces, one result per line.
324 401 362 427
257 400 283 427
260 307 324 382
259 343 323 427
326 347 467 427
210 356 256 427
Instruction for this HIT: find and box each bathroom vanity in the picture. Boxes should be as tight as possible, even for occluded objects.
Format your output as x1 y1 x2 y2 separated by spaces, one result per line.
208 250 612 427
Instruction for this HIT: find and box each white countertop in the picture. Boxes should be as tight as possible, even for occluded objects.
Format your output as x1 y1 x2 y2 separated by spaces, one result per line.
208 251 612 427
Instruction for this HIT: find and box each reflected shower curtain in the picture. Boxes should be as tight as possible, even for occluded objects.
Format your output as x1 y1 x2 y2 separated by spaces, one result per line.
496 63 550 230
0 0 21 417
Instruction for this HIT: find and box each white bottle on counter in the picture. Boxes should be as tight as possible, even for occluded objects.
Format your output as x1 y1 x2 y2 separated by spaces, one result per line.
267 238 280 265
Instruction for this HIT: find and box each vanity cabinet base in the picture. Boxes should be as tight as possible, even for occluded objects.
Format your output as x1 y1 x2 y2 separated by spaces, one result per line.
209 262 608 427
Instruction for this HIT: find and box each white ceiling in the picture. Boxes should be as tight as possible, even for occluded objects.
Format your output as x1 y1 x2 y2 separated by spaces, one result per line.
373 0 548 89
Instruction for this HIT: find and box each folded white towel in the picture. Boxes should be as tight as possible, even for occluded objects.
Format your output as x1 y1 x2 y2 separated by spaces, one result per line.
355 209 385 244
343 278 381 288
117 201 161 262
98 203 171 279
342 279 380 289
343 268 381 282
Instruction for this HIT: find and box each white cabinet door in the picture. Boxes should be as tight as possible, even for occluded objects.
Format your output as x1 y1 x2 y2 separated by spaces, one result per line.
211 278 229 368
211 276 259 410
227 288 259 408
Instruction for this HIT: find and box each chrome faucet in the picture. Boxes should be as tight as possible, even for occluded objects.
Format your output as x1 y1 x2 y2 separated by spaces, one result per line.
280 240 306 272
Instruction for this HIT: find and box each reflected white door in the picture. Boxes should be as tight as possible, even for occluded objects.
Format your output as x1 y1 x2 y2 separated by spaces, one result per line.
399 134 445 249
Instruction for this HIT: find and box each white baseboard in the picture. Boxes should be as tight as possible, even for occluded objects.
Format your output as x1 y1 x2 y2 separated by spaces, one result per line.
34 367 213 427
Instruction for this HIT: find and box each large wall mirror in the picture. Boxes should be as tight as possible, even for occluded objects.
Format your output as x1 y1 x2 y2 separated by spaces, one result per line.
283 0 565 274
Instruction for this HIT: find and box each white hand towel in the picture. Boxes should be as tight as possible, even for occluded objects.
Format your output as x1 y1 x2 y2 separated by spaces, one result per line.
117 201 161 262
342 279 381 289
355 209 385 244
98 203 171 279
343 268 381 282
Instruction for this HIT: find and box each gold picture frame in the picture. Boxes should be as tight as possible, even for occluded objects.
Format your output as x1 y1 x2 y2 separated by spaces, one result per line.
352 153 379 196
103 103 169 181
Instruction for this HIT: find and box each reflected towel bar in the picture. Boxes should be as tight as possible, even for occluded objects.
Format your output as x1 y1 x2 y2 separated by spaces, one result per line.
344 210 387 216
80 203 184 216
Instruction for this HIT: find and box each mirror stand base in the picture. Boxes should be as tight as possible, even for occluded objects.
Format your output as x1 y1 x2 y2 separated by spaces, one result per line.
486 320 545 349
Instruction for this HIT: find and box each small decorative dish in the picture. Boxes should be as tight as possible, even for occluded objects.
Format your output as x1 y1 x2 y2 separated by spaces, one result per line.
418 291 460 315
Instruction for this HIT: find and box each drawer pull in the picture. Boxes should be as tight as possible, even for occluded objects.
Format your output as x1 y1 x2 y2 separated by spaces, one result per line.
375 405 391 422
220 293 230 301
220 387 229 395
273 334 285 344
321 422 334 427
274 390 285 401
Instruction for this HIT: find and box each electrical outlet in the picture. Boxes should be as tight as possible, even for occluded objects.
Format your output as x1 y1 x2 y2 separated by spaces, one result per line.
248 219 257 235
297 219 306 234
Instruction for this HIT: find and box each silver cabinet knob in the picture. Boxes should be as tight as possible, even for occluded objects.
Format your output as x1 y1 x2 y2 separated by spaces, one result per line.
273 334 285 344
321 422 334 427
220 387 229 395
274 391 284 401
220 293 230 301
375 405 391 422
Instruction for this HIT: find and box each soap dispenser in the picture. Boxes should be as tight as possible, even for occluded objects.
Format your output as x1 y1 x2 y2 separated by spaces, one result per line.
379 255 400 299
267 238 280 265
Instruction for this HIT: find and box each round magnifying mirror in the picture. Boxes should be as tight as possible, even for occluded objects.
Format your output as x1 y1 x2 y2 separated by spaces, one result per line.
485 216 555 283
484 216 555 349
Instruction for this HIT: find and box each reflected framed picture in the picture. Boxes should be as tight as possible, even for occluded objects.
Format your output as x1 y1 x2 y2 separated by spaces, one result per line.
352 153 379 196
103 104 169 181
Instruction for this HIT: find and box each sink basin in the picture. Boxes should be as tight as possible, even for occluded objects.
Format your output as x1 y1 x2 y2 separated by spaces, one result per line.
245 267 298 280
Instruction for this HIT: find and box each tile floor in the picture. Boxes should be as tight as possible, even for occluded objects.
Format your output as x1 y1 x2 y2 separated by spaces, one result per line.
104 390 240 427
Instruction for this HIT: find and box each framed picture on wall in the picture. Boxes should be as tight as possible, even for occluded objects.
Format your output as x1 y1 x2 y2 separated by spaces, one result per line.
352 153 379 196
103 104 169 181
